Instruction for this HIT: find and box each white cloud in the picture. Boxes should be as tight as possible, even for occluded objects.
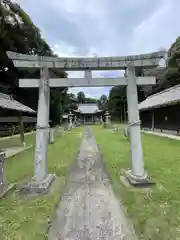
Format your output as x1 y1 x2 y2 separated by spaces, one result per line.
53 41 122 78
53 41 116 99
50 0 107 17
53 41 80 57
52 41 121 98
68 87 110 99
131 0 180 54
11 0 25 3
12 0 180 98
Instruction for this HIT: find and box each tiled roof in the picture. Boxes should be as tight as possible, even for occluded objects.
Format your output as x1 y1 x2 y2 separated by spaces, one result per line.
0 93 36 113
139 84 180 110
75 104 101 114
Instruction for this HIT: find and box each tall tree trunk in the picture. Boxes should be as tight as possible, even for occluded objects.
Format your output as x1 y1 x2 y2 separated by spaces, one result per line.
124 101 126 123
121 104 123 123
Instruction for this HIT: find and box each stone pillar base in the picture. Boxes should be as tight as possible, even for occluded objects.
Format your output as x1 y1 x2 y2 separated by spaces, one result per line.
124 127 129 139
122 169 155 187
21 142 26 147
24 174 55 194
68 123 73 131
112 125 119 132
49 129 54 144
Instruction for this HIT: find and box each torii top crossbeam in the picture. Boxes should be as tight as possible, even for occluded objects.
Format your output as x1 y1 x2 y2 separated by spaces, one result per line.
7 51 167 70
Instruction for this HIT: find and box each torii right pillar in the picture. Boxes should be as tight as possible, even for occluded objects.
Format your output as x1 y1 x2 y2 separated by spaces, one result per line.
124 64 153 186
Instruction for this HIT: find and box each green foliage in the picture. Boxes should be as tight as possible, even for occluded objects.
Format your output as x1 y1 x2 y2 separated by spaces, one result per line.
107 35 180 118
76 91 97 104
85 97 97 103
1 0 180 125
77 91 86 103
168 36 180 68
61 92 78 113
98 94 108 110
145 36 180 96
0 0 51 58
108 86 127 121
0 128 84 239
0 0 69 126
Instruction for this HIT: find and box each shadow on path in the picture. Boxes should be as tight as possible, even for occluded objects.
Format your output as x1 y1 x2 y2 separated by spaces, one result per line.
48 126 137 240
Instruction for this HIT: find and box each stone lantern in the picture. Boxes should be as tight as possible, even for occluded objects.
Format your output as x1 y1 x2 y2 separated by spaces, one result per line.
49 128 54 144
100 115 103 124
68 111 73 130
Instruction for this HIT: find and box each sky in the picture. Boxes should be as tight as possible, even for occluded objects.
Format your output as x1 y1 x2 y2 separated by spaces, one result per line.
13 0 180 99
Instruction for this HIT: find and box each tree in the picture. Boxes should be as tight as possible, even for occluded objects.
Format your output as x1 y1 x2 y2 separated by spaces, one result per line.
98 94 108 110
108 86 127 122
168 36 180 68
62 92 78 113
77 91 86 103
0 0 53 56
85 97 97 103
142 37 180 97
0 0 69 126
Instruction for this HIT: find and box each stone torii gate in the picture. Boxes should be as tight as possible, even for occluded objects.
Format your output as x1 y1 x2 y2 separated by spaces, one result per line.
7 51 166 191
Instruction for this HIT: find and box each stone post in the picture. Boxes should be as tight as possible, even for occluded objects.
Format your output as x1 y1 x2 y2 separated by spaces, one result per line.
30 67 55 192
19 112 25 147
65 117 69 129
152 109 155 131
0 151 16 197
68 111 73 130
49 128 54 144
125 65 151 185
0 152 5 191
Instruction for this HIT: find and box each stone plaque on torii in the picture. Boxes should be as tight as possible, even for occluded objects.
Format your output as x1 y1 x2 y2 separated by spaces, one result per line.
7 50 167 191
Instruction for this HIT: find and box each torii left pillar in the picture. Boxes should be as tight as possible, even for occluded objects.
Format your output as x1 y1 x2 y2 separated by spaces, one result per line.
28 67 55 193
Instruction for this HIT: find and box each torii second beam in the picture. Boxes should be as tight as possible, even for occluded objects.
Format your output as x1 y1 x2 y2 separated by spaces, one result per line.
19 76 156 88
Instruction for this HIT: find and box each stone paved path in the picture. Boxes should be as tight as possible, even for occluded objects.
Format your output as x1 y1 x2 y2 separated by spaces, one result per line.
48 127 137 240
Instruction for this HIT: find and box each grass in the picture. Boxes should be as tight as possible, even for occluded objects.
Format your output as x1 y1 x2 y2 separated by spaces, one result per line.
0 132 36 150
0 127 84 240
0 126 65 150
93 125 180 240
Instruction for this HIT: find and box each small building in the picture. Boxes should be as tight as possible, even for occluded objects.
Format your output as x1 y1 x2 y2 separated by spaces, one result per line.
139 84 180 135
0 92 36 143
73 103 104 124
